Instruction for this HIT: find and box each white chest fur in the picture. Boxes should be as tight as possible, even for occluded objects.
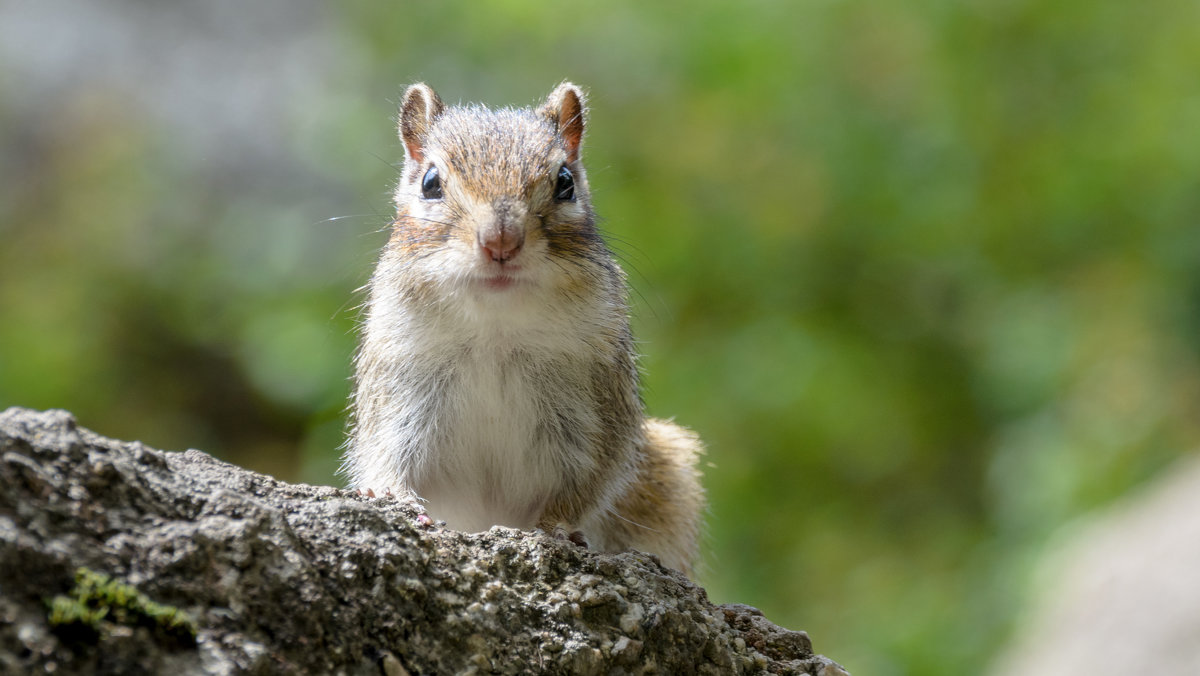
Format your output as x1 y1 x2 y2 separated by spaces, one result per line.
416 347 564 531
354 276 608 533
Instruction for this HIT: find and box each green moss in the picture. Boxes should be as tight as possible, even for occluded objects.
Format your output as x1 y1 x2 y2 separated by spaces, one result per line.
47 567 196 647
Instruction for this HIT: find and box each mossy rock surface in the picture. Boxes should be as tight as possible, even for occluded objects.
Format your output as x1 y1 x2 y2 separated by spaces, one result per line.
48 567 196 647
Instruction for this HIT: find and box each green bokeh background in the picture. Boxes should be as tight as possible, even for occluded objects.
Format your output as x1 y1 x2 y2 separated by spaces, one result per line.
2 2 1198 673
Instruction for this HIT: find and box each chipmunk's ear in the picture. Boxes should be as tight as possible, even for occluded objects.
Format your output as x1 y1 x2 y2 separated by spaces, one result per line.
539 82 586 163
399 83 445 164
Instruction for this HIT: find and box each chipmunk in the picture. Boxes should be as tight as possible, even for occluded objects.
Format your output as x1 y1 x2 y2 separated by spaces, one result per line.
344 82 705 575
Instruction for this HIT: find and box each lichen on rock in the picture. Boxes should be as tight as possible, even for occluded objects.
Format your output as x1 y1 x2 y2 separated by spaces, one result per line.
47 567 196 646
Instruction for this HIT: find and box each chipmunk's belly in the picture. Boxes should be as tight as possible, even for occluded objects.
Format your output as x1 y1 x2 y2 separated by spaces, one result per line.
414 351 580 533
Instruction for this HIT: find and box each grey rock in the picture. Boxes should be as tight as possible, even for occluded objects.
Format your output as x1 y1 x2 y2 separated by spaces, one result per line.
0 407 846 675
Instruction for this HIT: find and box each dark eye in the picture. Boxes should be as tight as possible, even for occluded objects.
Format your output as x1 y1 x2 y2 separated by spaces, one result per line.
554 165 575 202
421 166 443 200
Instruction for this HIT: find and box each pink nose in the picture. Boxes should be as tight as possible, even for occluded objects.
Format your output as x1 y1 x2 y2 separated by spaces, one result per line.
480 227 524 263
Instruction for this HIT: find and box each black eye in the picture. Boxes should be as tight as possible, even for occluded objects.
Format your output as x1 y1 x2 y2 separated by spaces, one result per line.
421 166 443 200
554 165 575 202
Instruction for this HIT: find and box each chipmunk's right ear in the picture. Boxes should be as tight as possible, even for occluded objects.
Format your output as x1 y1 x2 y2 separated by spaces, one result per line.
399 83 445 164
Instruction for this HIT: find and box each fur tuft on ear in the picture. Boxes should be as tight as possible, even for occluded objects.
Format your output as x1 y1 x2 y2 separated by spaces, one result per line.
538 82 586 163
398 83 445 164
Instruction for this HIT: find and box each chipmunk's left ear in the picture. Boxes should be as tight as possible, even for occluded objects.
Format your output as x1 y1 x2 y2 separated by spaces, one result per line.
539 82 586 163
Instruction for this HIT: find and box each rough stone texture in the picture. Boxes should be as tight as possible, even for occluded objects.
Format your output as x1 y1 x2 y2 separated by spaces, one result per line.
0 407 847 675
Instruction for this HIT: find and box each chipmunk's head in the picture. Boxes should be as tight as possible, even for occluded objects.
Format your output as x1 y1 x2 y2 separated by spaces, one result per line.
390 82 608 299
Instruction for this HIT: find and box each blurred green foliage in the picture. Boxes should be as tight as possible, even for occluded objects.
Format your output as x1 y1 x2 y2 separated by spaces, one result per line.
2 1 1198 673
